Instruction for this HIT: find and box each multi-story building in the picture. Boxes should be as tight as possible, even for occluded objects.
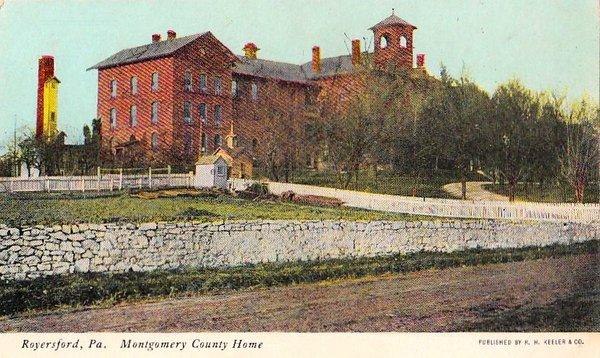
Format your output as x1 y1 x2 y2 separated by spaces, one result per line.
88 13 431 166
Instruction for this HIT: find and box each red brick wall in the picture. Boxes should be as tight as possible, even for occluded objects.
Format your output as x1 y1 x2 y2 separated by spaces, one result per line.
171 35 234 163
97 56 175 162
373 25 414 69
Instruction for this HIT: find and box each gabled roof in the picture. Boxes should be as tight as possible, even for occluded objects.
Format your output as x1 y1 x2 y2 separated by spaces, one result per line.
45 76 61 84
369 14 417 30
196 154 226 165
233 56 312 84
87 32 209 70
214 146 252 160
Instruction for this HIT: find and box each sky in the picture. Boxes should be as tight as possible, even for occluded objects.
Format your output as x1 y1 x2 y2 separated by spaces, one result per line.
0 0 598 148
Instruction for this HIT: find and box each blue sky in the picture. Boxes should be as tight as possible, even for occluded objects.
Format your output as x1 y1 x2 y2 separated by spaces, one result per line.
0 0 598 147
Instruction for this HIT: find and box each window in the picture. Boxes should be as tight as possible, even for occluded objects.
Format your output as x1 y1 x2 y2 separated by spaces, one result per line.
214 76 222 95
151 102 159 124
129 105 137 127
184 71 192 91
184 133 192 155
110 108 117 129
151 72 159 91
151 132 158 151
252 138 258 150
201 133 207 153
214 134 222 147
214 105 222 126
183 102 192 123
251 82 258 101
380 34 390 49
216 166 225 175
199 74 207 92
231 80 238 97
199 103 207 123
130 76 138 95
400 36 407 48
110 80 117 98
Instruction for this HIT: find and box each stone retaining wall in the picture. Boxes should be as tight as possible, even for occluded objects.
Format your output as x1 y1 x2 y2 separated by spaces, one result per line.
0 220 597 281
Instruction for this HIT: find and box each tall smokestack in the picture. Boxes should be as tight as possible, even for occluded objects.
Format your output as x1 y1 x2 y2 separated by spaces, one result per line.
36 55 54 139
351 39 361 66
312 46 321 73
167 30 176 40
152 34 161 43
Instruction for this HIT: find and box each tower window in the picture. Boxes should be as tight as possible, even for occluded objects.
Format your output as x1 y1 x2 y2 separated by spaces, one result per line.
400 36 407 48
379 34 390 49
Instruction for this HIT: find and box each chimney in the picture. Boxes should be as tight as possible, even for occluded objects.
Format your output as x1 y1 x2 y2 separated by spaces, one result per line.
243 42 259 59
167 30 176 40
152 34 161 43
312 46 321 73
417 53 426 68
351 39 361 66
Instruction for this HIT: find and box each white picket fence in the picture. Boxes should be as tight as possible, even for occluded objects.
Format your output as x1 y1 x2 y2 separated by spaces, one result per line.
0 173 194 193
229 179 600 223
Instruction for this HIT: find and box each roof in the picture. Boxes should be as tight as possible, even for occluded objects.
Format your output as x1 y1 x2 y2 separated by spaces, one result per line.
45 76 61 84
233 56 311 83
300 54 357 79
369 14 417 30
87 32 208 70
196 155 226 165
214 146 252 159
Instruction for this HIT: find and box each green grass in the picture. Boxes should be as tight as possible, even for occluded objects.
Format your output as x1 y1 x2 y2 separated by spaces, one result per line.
0 191 418 227
290 170 460 198
1 240 596 317
484 183 599 203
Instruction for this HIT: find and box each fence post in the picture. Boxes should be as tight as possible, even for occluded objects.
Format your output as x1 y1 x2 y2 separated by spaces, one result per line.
45 178 50 192
168 165 171 175
148 167 152 189
82 178 85 192
9 178 13 193
110 178 114 192
97 166 101 178
119 168 123 191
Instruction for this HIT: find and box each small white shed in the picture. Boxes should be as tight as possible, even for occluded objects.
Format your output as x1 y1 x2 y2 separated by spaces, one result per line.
195 155 229 189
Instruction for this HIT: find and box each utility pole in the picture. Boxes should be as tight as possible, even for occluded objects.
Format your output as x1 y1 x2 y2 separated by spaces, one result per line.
12 114 18 177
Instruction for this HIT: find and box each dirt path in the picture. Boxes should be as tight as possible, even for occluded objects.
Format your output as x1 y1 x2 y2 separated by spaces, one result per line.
442 181 509 201
2 253 596 332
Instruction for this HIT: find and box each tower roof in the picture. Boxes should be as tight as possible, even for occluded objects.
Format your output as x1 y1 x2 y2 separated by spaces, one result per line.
369 14 417 30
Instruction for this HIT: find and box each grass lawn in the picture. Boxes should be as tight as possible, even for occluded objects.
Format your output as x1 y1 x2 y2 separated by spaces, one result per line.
289 170 461 198
484 183 599 203
1 240 596 317
0 190 418 227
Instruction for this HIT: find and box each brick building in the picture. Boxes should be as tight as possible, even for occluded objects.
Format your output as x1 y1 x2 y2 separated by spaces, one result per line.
88 13 431 167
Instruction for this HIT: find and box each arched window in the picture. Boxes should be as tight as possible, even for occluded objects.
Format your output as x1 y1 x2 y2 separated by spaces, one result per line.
110 108 117 129
151 102 159 124
400 36 407 48
110 80 117 98
151 133 158 150
201 133 207 153
183 102 192 123
214 134 222 148
379 34 390 49
129 105 137 127
151 72 159 91
184 70 192 91
130 76 138 94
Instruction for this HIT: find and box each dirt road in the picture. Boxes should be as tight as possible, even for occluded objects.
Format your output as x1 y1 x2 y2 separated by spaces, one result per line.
442 181 509 201
1 254 597 332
